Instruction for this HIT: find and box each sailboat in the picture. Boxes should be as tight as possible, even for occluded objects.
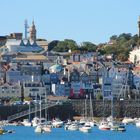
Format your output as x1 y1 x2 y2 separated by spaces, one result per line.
34 94 51 133
135 100 140 128
98 98 110 131
108 96 118 131
79 94 92 133
21 100 32 127
79 96 87 125
108 96 126 132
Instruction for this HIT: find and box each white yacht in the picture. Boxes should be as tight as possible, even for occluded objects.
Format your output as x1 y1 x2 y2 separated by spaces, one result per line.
42 125 51 133
67 123 79 131
136 119 140 128
52 118 63 128
21 119 32 127
98 120 110 130
79 118 86 125
32 117 40 127
79 122 92 133
34 125 42 133
122 117 134 125
64 120 72 130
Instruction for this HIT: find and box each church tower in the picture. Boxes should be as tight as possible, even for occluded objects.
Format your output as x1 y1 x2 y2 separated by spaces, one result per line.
29 20 36 42
138 16 140 38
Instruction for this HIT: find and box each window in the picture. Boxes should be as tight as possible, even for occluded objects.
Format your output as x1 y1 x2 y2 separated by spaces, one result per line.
30 89 39 91
12 90 15 93
2 87 7 90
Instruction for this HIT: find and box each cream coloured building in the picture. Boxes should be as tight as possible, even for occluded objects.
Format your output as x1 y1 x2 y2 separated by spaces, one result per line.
23 82 46 98
129 47 140 64
0 83 21 98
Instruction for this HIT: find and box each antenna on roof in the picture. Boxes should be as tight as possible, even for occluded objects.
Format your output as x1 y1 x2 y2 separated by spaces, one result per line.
24 19 28 40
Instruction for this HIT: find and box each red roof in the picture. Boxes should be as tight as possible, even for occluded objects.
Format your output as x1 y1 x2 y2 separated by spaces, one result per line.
133 67 140 71
124 60 132 64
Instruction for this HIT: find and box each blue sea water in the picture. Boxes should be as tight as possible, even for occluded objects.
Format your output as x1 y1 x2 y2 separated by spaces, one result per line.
1 125 140 140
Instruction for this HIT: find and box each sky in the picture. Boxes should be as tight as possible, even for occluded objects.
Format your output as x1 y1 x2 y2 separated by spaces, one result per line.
0 0 140 44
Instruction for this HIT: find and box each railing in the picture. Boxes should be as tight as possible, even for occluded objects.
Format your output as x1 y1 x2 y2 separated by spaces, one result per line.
7 101 58 122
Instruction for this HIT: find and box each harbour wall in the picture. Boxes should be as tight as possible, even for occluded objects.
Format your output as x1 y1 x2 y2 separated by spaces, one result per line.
71 100 140 118
0 100 140 120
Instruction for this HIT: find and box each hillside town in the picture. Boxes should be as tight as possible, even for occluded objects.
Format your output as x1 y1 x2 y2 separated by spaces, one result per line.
3 1 140 139
0 19 140 106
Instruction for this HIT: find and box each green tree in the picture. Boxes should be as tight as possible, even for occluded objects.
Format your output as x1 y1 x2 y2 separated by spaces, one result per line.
101 33 137 61
117 33 132 41
48 40 59 51
110 35 117 40
53 39 78 52
80 41 97 52
96 93 103 100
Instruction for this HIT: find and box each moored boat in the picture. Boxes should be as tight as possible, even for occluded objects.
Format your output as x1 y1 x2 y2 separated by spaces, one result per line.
34 125 42 133
79 123 92 133
117 125 126 132
98 121 110 130
42 125 51 133
21 119 32 127
32 117 40 127
52 118 63 128
136 119 140 128
0 127 5 135
67 123 79 131
122 117 134 125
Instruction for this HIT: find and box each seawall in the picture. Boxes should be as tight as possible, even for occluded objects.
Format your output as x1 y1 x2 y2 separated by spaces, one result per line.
0 100 140 120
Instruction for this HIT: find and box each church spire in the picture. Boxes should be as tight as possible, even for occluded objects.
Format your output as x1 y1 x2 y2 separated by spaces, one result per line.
29 20 36 42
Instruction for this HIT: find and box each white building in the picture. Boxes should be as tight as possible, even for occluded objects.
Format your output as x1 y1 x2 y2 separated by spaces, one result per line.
23 82 46 98
129 47 140 64
5 39 44 54
51 83 70 96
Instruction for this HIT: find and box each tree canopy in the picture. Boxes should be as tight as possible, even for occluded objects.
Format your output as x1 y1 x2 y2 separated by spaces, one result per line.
48 33 139 62
101 33 139 61
51 39 97 52
53 39 78 52
79 42 97 52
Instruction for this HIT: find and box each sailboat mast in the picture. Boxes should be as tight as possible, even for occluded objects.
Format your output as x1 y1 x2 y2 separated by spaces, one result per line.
111 96 114 120
85 95 88 119
29 101 31 122
40 94 42 119
45 93 47 120
90 92 93 120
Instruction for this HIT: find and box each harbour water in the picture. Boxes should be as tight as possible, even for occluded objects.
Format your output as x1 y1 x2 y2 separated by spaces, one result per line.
1 125 140 140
